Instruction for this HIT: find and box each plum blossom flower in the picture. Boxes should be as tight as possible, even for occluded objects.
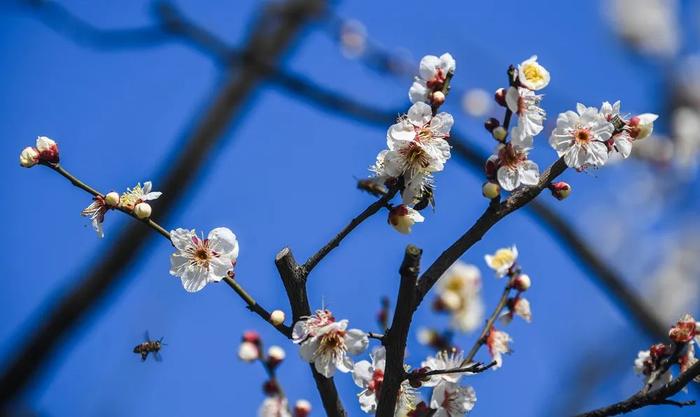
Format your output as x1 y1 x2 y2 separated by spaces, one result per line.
421 349 470 387
493 144 540 192
119 181 162 210
634 346 673 390
352 346 386 413
600 100 633 159
19 136 59 167
383 102 452 177
169 227 239 292
506 87 545 148
401 172 434 207
430 382 477 417
669 313 698 343
517 55 550 91
409 53 456 104
293 311 368 378
388 205 424 234
549 104 614 169
258 396 292 417
435 262 484 332
81 196 109 238
486 328 512 369
501 296 532 324
484 246 518 277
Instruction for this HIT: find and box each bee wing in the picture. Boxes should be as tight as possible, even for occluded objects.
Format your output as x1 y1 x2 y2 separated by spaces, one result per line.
144 330 151 342
153 351 163 362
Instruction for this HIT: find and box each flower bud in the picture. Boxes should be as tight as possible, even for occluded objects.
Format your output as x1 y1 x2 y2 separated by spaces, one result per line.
133 202 152 219
431 90 446 107
263 379 281 395
482 181 500 199
294 399 312 417
270 309 286 326
549 182 571 200
492 126 507 142
19 147 39 168
494 88 507 107
628 114 658 140
388 205 424 234
237 341 259 362
35 136 59 163
104 192 120 207
484 117 500 133
512 273 531 291
267 345 286 366
484 155 498 179
243 330 261 344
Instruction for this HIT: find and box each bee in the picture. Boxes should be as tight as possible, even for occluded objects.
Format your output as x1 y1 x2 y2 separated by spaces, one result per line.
133 331 165 362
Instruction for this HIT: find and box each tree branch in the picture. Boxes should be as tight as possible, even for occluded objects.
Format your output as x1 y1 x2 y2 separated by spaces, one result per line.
376 245 422 417
462 284 512 366
275 248 347 417
574 361 700 417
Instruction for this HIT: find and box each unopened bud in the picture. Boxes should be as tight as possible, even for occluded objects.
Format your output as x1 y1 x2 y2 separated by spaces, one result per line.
512 273 531 291
494 88 507 107
482 181 500 199
19 147 39 168
294 399 312 417
492 126 507 142
243 330 261 344
270 309 286 326
628 114 658 140
35 136 59 163
549 182 571 200
237 341 259 362
388 205 424 234
133 202 152 219
267 345 286 366
484 155 498 179
104 192 120 207
484 117 500 133
431 91 446 106
263 379 280 395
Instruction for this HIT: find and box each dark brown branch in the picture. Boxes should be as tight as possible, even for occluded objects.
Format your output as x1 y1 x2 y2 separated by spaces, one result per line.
275 248 347 417
222 276 292 338
407 360 497 380
376 245 422 417
0 0 325 408
415 158 568 306
574 360 700 417
302 184 400 276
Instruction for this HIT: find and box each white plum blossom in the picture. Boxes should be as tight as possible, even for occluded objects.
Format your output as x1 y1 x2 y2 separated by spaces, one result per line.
549 104 614 169
484 246 518 277
352 346 386 413
81 196 109 238
600 100 633 159
383 102 452 177
506 86 546 148
169 227 239 292
293 311 368 378
634 349 673 390
119 181 162 210
436 262 484 332
258 396 292 417
501 297 532 324
421 349 470 387
388 205 425 234
493 144 540 192
409 53 456 104
430 382 477 417
486 329 512 369
517 55 550 91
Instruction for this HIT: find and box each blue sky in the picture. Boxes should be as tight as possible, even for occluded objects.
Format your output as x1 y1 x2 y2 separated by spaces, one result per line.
1 0 698 416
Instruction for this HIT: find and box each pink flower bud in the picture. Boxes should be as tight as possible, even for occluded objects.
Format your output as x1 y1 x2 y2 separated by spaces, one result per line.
482 181 500 199
294 399 312 417
484 117 500 133
388 205 424 234
628 114 658 140
19 147 39 168
35 136 59 163
267 345 286 367
494 88 507 107
237 341 259 362
133 202 152 219
549 182 571 200
243 330 261 344
512 273 531 291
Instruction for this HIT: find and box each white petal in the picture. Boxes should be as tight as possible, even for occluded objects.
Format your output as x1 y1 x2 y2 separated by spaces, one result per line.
432 112 454 136
169 254 189 277
409 79 429 104
300 338 318 362
497 166 519 191
505 86 520 113
170 228 195 251
518 160 540 186
141 191 162 201
358 391 378 413
208 227 239 259
352 360 373 388
315 352 336 378
180 265 208 292
345 329 369 355
407 102 433 127
419 55 441 80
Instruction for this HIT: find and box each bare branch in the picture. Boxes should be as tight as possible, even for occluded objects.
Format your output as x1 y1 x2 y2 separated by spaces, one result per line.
463 285 512 366
407 361 497 380
574 361 700 417
376 245 422 417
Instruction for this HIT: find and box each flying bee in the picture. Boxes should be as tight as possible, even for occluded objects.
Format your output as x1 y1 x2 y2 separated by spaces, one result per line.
133 331 165 362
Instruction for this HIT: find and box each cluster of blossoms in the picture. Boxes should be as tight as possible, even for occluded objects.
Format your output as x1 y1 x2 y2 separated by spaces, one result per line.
19 136 59 167
238 331 312 417
366 53 456 234
634 313 700 391
432 261 485 333
483 245 532 368
292 309 369 378
81 181 162 237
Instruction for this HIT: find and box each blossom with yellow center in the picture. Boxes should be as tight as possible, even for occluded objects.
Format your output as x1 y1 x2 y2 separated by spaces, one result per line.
484 246 518 277
517 55 550 91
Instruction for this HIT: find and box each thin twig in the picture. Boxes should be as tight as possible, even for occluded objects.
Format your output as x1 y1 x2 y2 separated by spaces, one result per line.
574 360 700 417
406 360 497 380
462 285 512 366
